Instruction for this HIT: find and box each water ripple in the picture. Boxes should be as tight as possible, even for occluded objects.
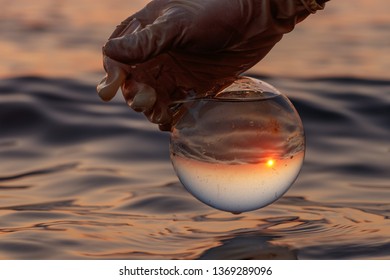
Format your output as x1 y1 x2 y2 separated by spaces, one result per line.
0 75 389 259
0 163 77 182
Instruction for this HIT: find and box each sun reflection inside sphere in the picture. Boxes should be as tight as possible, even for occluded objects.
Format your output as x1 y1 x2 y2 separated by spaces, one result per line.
266 159 275 168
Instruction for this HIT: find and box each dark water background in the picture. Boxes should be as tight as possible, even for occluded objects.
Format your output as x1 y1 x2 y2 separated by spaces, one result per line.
0 0 389 259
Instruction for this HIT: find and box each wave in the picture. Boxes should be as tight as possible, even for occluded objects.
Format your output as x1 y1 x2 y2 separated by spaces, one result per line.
0 74 389 259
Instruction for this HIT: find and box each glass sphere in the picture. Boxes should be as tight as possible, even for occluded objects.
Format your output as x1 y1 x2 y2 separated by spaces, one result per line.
170 77 305 214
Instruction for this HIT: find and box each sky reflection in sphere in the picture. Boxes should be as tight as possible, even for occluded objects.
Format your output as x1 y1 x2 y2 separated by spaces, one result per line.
170 77 305 214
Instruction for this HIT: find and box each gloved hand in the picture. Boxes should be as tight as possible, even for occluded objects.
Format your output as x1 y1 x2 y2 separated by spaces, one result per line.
97 0 327 131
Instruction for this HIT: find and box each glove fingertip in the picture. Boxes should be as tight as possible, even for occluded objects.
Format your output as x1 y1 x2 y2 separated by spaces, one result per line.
129 83 157 112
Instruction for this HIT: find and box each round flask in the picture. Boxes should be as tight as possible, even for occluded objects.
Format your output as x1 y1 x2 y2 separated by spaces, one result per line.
170 77 305 213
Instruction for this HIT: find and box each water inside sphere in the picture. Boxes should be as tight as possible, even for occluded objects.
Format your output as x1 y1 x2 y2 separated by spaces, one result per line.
170 77 305 213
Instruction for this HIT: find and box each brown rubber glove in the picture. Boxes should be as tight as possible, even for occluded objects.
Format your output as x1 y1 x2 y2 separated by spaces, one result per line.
97 0 327 131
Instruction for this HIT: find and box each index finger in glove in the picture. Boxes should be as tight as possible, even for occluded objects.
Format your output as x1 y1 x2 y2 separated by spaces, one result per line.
97 18 142 102
103 4 190 65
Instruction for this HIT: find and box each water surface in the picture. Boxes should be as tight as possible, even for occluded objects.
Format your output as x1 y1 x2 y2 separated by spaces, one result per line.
0 75 389 259
0 0 389 259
